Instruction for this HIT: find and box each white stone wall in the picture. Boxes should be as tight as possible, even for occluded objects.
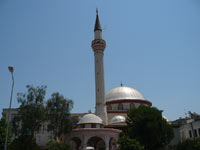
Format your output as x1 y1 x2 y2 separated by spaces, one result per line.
2 108 54 146
180 120 200 141
34 122 54 146
70 128 120 150
94 50 107 124
94 30 102 39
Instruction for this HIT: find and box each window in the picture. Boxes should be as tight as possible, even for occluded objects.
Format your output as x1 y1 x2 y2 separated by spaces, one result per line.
48 136 52 140
91 124 96 128
130 103 135 109
36 136 40 142
189 130 192 138
43 125 46 132
36 126 40 133
80 124 85 128
198 128 200 137
118 103 123 110
107 105 112 110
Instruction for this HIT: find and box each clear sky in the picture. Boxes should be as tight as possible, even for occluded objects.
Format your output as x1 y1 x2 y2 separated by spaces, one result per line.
0 0 200 121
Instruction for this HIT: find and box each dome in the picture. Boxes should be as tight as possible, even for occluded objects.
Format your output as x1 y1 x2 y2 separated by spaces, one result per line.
78 114 103 125
111 115 126 123
163 115 169 122
105 86 146 102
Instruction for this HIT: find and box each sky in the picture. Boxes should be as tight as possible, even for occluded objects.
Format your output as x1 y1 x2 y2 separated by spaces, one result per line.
0 0 200 121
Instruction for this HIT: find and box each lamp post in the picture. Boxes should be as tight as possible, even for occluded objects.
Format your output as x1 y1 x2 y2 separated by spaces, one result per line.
4 66 14 150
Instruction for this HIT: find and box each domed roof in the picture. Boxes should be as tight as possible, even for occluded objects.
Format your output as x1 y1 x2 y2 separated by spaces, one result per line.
78 114 103 125
105 86 146 102
111 115 126 123
163 115 169 122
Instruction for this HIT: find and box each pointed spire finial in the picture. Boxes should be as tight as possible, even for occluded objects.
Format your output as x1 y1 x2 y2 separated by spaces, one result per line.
94 9 102 31
96 8 98 15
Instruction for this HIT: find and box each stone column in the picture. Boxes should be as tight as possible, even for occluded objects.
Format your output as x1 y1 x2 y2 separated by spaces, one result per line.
81 135 88 150
104 136 110 150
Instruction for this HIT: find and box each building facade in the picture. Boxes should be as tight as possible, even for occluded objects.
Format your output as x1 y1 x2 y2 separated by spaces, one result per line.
69 11 153 150
179 118 200 141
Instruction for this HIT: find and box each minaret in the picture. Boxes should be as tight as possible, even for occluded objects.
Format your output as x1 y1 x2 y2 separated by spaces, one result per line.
91 10 108 124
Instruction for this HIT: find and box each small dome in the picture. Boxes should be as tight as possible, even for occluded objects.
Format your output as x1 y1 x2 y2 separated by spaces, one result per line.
163 115 169 122
105 86 146 102
78 114 103 125
111 115 126 123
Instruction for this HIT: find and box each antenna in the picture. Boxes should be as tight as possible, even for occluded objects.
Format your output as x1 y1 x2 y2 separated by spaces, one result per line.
184 109 187 118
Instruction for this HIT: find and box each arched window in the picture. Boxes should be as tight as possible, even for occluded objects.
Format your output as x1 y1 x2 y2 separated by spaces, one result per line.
91 124 96 128
80 124 85 128
118 103 123 110
130 103 135 109
107 105 112 110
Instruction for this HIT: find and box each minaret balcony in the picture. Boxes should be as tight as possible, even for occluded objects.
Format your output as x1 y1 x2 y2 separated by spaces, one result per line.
91 39 106 52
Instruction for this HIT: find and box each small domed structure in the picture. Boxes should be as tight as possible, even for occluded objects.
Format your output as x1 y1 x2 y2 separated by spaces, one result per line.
105 86 146 102
163 115 169 122
111 115 126 124
78 114 103 125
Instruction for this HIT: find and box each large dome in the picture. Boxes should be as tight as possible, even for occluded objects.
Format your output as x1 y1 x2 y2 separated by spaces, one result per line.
105 86 146 102
78 114 103 125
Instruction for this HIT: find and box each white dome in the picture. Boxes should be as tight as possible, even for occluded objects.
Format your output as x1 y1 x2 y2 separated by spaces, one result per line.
105 86 146 102
111 115 126 123
163 115 169 122
78 114 103 125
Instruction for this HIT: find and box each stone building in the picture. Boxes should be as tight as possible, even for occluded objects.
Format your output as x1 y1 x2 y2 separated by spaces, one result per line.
68 11 153 150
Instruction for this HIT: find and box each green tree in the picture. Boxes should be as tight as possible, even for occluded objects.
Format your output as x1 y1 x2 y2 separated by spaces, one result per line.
176 138 200 150
0 118 12 149
118 134 144 150
9 135 39 150
126 105 174 150
46 141 71 150
46 92 74 140
14 85 46 150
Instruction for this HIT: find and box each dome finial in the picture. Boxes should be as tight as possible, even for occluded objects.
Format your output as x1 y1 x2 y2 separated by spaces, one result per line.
120 81 123 87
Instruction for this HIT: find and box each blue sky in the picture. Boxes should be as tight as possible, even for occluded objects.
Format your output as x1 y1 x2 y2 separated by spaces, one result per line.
0 0 200 121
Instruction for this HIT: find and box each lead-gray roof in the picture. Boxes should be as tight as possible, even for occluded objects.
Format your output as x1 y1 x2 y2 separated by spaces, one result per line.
105 86 146 102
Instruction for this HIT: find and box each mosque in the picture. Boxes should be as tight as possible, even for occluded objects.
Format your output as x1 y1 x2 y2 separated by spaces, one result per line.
68 11 153 150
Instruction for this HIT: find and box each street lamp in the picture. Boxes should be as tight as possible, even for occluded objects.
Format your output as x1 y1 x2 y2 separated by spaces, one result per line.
4 66 14 150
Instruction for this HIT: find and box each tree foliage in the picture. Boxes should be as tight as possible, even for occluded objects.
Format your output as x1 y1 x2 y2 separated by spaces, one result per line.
9 135 39 150
14 85 46 149
176 138 200 150
46 141 71 150
126 105 174 150
118 134 144 150
0 118 12 150
46 92 74 140
10 85 75 148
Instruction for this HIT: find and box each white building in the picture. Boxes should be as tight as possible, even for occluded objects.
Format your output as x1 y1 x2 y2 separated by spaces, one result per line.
179 118 200 141
68 11 153 150
2 108 54 146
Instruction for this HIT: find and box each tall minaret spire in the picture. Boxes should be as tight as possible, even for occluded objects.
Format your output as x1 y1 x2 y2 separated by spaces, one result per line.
94 9 102 32
91 11 108 124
